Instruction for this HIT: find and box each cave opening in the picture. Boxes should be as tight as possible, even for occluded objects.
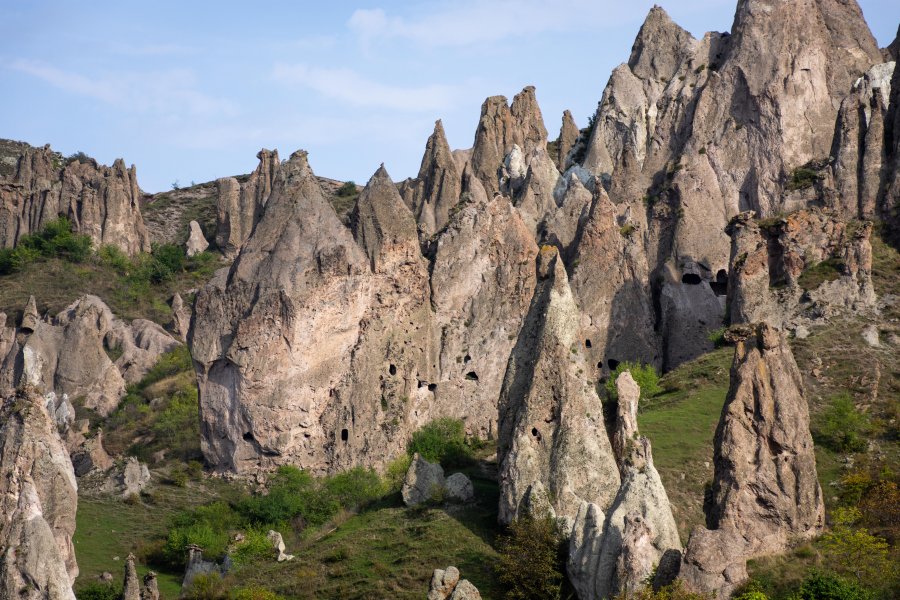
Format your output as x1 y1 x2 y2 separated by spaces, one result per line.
607 358 620 370
465 371 479 381
389 364 397 376
681 273 703 285
341 428 349 442
585 339 592 348
709 269 728 296
428 383 437 392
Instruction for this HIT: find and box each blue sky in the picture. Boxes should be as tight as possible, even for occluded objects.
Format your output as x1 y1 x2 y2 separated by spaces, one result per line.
1 1 898 193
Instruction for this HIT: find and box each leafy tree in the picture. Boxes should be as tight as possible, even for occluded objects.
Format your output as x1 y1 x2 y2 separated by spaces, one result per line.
820 508 891 586
794 570 874 600
813 394 870 453
496 515 566 600
605 361 661 402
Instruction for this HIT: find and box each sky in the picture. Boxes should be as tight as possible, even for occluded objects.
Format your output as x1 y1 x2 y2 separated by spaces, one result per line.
1 1 898 193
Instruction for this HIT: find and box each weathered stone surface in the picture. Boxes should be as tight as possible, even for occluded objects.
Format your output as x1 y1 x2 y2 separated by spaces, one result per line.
0 387 78 599
830 62 895 219
680 323 824 597
170 293 191 341
266 530 294 562
22 294 40 332
498 245 620 526
568 372 681 600
569 188 659 373
141 573 159 600
445 472 475 503
185 220 209 257
123 554 140 600
427 566 481 600
0 141 150 254
181 547 225 594
4 295 180 416
556 110 579 171
401 453 445 507
71 430 113 476
470 87 548 195
727 210 876 328
399 120 461 235
214 149 279 258
538 171 592 261
100 456 150 498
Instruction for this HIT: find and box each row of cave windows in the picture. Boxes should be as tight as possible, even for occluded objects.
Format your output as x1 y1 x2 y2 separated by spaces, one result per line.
683 269 728 296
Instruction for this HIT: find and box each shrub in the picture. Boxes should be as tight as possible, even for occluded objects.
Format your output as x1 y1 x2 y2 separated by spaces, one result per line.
139 345 194 389
707 327 727 348
794 570 874 600
605 362 661 402
496 515 566 600
623 580 709 599
230 529 275 567
183 572 229 600
0 217 92 274
819 508 891 587
232 587 284 600
408 418 474 468
336 181 357 197
75 582 122 600
323 467 384 510
151 387 200 460
813 394 870 453
162 501 241 567
384 454 412 494
236 466 339 528
787 166 821 191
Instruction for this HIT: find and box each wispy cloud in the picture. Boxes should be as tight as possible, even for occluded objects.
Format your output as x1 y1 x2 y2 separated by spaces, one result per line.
8 59 238 117
271 63 460 111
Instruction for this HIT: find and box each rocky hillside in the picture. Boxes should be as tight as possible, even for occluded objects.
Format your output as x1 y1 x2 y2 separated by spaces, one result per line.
0 1 898 599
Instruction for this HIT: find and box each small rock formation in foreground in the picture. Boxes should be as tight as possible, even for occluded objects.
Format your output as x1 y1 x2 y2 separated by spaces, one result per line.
428 566 482 600
679 323 824 597
402 453 475 507
185 220 210 256
498 245 620 526
0 387 78 600
568 371 681 599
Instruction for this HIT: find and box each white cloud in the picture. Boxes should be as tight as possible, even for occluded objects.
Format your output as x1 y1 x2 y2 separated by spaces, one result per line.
8 59 238 117
271 63 460 111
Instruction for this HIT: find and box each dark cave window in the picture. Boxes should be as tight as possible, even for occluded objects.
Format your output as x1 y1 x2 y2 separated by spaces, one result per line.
242 431 255 441
428 383 437 392
389 364 397 376
585 339 592 348
709 269 728 296
341 428 349 442
681 273 703 285
607 359 620 370
465 371 479 381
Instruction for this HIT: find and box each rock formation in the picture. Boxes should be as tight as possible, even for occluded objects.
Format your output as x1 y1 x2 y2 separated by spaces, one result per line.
568 372 681 599
399 120 461 235
123 554 141 600
214 149 280 258
680 323 824 597
1 295 180 416
497 245 620 526
428 566 482 600
402 453 446 507
555 110 579 170
727 210 876 328
266 530 294 562
186 220 209 256
0 141 150 254
0 387 78 600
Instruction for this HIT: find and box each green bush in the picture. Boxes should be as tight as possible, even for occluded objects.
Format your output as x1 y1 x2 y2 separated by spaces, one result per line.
819 508 891 587
231 587 285 600
624 580 709 599
794 571 874 600
236 466 340 528
75 582 122 600
336 181 357 197
230 529 275 567
139 345 194 389
813 394 870 453
408 418 475 468
151 386 200 459
324 467 384 510
605 362 661 402
383 454 412 494
496 515 566 600
707 327 727 348
161 501 241 567
787 166 821 191
0 217 92 274
183 572 229 600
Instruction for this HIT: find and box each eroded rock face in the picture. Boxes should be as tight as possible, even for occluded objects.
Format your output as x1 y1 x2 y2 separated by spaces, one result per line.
2 295 180 416
727 210 876 329
680 323 824 598
215 149 280 258
402 454 445 507
470 87 548 196
0 141 149 255
399 120 461 235
428 567 482 600
186 220 209 257
0 387 78 600
497 246 620 526
555 110 580 171
568 372 681 600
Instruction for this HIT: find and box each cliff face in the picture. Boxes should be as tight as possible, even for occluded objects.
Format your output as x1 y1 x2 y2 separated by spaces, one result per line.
0 140 150 254
0 387 78 600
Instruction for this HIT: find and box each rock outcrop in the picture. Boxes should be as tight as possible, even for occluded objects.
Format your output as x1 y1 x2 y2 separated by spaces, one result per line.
399 120 461 235
568 372 681 599
727 210 876 329
427 566 482 600
679 323 824 597
497 246 620 526
186 220 209 256
0 387 78 600
1 295 180 416
214 149 280 258
555 110 579 170
402 453 446 507
0 141 149 254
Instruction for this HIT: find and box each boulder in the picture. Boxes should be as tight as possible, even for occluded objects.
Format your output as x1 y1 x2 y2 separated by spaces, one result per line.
266 530 294 562
71 429 113 476
101 457 151 498
0 387 78 599
401 454 446 507
498 245 620 526
185 220 209 257
445 472 475 503
427 566 482 600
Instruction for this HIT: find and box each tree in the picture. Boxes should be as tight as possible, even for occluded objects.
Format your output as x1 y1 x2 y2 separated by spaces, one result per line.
820 508 890 586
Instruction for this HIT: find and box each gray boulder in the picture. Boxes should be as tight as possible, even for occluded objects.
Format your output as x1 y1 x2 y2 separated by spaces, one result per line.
401 454 446 507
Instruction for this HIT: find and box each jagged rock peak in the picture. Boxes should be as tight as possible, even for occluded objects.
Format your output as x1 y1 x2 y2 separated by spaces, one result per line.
628 5 695 80
404 119 462 235
350 164 420 273
497 245 620 526
556 110 579 170
510 86 548 150
215 147 280 258
0 387 78 600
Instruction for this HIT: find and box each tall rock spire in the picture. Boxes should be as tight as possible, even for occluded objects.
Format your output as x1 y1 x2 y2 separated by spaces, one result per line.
403 120 462 235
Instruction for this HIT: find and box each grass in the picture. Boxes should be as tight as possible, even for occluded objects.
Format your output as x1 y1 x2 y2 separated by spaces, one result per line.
797 257 845 291
74 478 242 599
638 347 732 539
